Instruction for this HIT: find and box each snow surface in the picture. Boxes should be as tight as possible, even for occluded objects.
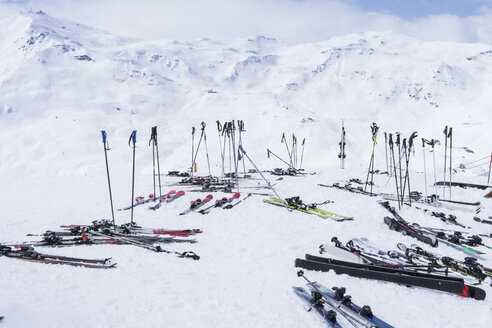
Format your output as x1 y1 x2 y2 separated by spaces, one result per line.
0 10 492 327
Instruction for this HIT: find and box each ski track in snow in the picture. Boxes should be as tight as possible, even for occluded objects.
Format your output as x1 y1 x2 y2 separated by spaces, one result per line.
0 10 492 328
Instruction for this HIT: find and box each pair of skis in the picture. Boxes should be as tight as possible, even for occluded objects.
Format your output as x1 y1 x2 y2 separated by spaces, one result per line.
294 270 394 327
263 197 353 221
295 254 486 300
198 193 240 214
0 245 115 269
179 193 248 215
117 190 185 211
60 221 201 238
148 190 185 210
323 237 491 285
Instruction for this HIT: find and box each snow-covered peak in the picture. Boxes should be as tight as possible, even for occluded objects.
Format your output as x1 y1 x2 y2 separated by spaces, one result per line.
0 12 491 177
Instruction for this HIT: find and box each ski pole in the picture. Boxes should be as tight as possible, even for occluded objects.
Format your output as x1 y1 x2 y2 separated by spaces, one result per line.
488 152 492 184
153 127 162 198
238 120 247 177
281 133 293 167
128 131 137 224
430 139 439 208
101 131 115 225
396 132 403 203
238 145 287 210
191 127 195 178
300 138 306 170
191 125 205 176
422 139 428 204
389 134 401 209
443 126 448 198
402 132 417 206
231 121 239 180
448 127 453 200
217 121 225 179
292 134 297 168
266 149 303 174
201 122 212 177
384 132 389 175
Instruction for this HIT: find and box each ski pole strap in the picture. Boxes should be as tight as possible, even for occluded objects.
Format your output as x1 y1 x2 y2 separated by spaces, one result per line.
101 130 107 144
180 251 200 260
238 120 245 131
201 121 206 131
128 130 136 147
371 122 379 136
216 120 222 132
408 131 418 150
281 132 286 143
149 126 157 146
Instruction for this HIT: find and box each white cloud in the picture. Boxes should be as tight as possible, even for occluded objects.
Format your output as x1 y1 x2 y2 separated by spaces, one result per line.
1 0 492 44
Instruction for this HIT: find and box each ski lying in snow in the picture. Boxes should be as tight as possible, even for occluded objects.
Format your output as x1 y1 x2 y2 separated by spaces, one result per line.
224 193 252 209
380 201 438 247
318 183 378 197
90 231 200 260
0 245 116 269
179 194 213 215
117 194 156 211
295 255 486 300
263 197 352 221
149 190 185 210
292 287 342 327
380 195 480 213
198 193 240 214
474 216 492 225
312 282 395 328
296 270 393 328
329 237 490 284
435 181 492 190
60 220 202 237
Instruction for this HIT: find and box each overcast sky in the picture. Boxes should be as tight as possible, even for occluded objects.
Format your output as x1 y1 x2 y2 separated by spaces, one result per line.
1 0 492 44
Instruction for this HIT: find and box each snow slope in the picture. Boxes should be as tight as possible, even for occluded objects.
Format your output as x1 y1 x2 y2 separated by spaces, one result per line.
0 11 491 327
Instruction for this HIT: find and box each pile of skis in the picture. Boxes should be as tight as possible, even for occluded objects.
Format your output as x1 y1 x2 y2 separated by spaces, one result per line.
178 193 248 215
117 190 186 211
262 196 353 221
295 238 486 300
1 220 202 268
294 270 394 327
321 237 492 286
381 201 491 258
0 244 116 269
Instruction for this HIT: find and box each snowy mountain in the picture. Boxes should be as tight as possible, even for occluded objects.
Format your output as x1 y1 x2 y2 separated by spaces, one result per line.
1 10 491 177
1 11 492 328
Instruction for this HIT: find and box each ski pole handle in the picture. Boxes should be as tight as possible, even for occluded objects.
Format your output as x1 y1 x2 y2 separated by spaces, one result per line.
101 130 107 144
128 130 137 146
192 126 195 135
216 120 222 132
149 126 157 146
201 122 206 131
